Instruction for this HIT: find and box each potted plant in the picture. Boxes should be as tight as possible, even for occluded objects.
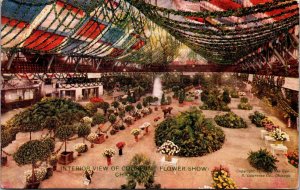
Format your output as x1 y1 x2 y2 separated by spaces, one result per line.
248 148 278 172
116 142 126 156
211 165 237 189
74 143 88 156
124 116 134 126
49 154 58 171
87 132 98 148
81 116 93 127
102 148 115 166
131 129 141 142
286 151 299 168
55 125 76 165
13 140 51 189
157 140 180 161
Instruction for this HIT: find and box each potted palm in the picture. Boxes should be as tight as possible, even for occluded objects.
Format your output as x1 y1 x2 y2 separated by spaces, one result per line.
131 128 141 142
55 125 76 165
13 140 51 189
102 148 116 166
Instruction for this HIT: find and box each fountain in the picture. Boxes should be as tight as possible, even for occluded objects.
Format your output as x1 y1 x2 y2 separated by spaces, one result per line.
152 76 163 105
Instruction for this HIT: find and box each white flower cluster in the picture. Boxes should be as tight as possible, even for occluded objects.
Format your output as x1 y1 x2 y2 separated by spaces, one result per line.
87 133 98 142
141 108 150 114
82 116 93 124
74 143 87 153
124 116 134 122
270 128 288 141
24 167 47 183
102 148 116 157
131 128 141 136
158 140 180 156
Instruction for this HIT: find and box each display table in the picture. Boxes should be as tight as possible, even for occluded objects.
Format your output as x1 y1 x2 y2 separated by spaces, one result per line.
160 157 178 174
264 136 276 146
260 130 268 139
270 144 288 156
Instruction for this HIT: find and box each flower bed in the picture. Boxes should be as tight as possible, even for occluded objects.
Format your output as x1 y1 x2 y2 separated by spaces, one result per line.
155 109 225 157
214 112 247 128
249 111 266 127
248 148 278 172
286 151 298 168
211 165 237 189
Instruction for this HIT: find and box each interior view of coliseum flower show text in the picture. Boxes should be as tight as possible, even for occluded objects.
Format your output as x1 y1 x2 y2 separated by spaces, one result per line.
0 0 299 189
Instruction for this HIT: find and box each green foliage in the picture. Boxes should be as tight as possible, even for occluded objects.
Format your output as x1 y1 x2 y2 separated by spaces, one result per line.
99 102 110 115
77 124 91 139
85 103 98 115
41 137 55 152
111 101 120 108
127 92 136 103
125 105 134 113
13 140 51 165
230 90 239 98
109 114 117 124
155 109 225 157
200 89 230 111
248 149 278 172
42 116 60 132
55 125 76 141
238 103 253 110
240 97 248 103
1 125 15 149
214 112 247 128
92 113 106 126
10 98 88 134
124 154 156 185
222 90 231 104
136 103 143 110
161 93 166 105
249 111 266 127
178 90 185 104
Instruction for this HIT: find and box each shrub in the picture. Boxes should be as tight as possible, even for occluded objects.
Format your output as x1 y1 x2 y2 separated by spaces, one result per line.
109 114 117 124
238 103 253 110
92 113 106 126
222 90 231 104
110 129 117 135
77 124 91 143
136 103 142 110
55 125 76 152
41 137 55 153
124 154 156 185
248 149 278 172
125 105 134 113
155 109 225 157
214 112 247 128
99 102 110 115
111 101 120 109
249 111 266 127
240 97 248 103
85 103 98 115
230 90 239 98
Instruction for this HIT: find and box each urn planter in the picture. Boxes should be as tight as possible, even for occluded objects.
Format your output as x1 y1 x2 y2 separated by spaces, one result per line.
58 151 74 165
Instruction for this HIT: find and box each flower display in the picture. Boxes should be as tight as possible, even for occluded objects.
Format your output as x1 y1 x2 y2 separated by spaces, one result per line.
116 142 126 149
81 116 93 124
286 151 298 168
102 148 116 158
74 143 88 153
157 140 180 156
124 116 134 123
131 128 141 136
211 165 237 189
261 118 279 132
87 133 98 142
24 167 47 183
90 97 104 103
270 128 288 141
